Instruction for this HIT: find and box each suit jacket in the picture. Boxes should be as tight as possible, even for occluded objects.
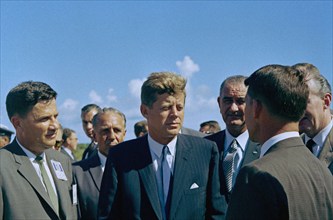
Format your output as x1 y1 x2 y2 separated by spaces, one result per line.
0 139 77 220
301 126 333 175
205 130 260 202
226 137 333 220
61 146 76 162
73 152 103 220
180 127 206 137
98 134 227 220
82 141 98 160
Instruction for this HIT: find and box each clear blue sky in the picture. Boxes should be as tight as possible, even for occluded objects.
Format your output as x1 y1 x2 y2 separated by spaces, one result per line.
1 1 332 143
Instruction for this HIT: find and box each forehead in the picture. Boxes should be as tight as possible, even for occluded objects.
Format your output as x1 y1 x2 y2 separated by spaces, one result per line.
30 99 57 115
155 93 185 104
82 109 98 119
221 83 247 97
96 112 124 126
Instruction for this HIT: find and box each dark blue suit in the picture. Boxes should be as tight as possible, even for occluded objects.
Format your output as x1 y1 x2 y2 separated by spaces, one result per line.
98 134 227 219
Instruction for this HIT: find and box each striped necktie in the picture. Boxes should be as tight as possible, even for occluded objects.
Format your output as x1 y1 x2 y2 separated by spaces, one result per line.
224 139 238 192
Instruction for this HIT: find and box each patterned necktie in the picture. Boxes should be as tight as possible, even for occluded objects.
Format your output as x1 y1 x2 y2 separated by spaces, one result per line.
223 139 238 192
35 155 59 215
306 139 316 153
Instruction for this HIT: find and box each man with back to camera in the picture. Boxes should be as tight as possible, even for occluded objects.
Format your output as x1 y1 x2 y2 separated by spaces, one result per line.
226 65 333 220
205 75 260 202
98 72 226 219
0 81 77 219
73 107 127 220
81 104 102 160
293 63 333 174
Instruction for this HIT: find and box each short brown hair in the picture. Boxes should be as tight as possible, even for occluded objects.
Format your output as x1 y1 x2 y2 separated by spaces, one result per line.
141 72 187 108
245 64 309 122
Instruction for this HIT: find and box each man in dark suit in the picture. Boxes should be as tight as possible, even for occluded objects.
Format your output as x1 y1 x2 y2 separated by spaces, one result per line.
0 81 77 219
226 65 333 219
205 75 260 202
98 72 226 219
293 63 333 174
81 104 102 160
73 107 127 220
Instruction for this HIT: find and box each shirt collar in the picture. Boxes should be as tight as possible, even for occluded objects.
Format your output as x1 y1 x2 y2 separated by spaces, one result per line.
225 129 249 152
16 137 45 162
148 134 177 158
260 131 299 157
304 119 333 147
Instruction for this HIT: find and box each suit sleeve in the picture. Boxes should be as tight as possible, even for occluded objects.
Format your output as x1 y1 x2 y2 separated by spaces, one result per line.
226 166 288 220
207 142 228 220
98 154 119 220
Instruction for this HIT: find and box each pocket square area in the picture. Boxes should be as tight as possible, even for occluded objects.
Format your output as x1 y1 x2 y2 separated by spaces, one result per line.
190 183 199 189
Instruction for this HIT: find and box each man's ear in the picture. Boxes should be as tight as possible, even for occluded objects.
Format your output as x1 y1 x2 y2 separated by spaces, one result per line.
253 99 262 119
140 104 148 119
323 93 332 110
217 97 221 106
11 115 20 130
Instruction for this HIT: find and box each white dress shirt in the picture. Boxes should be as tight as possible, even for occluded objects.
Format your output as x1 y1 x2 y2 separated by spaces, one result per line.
17 138 58 197
304 119 333 157
260 131 300 158
224 129 248 187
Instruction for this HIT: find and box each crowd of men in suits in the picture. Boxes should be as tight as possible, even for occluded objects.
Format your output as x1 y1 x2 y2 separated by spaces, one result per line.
0 62 332 220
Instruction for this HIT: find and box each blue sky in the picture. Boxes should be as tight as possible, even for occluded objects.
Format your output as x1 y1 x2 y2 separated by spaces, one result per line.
1 1 332 142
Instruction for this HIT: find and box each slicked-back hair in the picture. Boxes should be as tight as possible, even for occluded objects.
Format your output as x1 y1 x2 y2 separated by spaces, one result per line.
6 81 57 119
293 63 331 98
81 104 102 114
92 107 127 129
141 72 187 108
62 128 76 142
219 75 248 95
200 120 221 131
245 64 309 122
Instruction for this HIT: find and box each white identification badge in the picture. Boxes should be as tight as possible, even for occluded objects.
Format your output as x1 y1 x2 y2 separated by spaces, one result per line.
72 184 78 205
51 160 68 181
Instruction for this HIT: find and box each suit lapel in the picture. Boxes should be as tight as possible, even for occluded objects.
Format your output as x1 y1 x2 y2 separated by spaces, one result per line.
241 140 260 168
88 154 103 191
169 135 191 220
46 149 72 218
137 136 163 219
11 141 57 215
318 127 333 168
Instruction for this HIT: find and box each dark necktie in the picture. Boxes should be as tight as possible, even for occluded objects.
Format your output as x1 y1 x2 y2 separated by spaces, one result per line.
35 155 59 215
306 139 316 153
223 139 238 192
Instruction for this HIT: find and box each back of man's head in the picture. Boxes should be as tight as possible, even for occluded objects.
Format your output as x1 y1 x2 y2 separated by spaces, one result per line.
245 64 309 122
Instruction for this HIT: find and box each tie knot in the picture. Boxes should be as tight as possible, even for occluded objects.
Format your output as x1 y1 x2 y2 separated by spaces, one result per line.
35 155 44 164
163 145 169 156
306 139 316 152
229 139 238 153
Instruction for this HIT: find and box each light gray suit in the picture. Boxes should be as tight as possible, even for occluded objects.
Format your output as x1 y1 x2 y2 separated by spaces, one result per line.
0 139 77 220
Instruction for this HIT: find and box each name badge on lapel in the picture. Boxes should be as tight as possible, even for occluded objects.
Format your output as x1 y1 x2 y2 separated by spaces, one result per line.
51 160 68 181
